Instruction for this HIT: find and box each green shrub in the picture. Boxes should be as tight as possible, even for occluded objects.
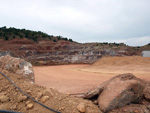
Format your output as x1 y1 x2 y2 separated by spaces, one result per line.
53 39 57 42
0 26 74 42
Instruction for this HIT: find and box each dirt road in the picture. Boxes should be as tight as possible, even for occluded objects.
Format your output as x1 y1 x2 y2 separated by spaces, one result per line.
33 64 150 94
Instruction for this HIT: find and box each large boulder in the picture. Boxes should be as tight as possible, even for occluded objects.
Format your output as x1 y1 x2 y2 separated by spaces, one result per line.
143 82 150 102
81 73 145 113
98 73 144 112
109 104 150 113
0 55 34 83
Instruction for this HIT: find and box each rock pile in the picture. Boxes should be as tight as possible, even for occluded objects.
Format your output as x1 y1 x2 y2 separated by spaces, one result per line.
0 55 34 83
0 70 101 113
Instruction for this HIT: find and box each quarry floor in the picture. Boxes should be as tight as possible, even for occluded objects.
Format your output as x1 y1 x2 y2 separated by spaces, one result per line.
33 64 150 94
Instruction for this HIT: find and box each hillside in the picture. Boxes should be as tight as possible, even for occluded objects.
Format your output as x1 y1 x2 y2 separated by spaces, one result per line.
0 26 73 42
0 26 150 65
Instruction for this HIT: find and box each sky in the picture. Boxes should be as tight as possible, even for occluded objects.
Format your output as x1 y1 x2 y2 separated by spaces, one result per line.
0 0 150 46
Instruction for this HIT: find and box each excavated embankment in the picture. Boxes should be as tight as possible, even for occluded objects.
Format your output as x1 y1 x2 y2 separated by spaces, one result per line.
0 69 101 113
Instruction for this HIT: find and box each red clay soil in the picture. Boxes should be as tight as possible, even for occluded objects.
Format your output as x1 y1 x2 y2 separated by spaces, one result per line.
34 56 150 94
34 64 109 94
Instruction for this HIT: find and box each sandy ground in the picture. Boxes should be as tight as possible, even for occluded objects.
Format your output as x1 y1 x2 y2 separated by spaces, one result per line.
33 64 150 94
34 64 108 94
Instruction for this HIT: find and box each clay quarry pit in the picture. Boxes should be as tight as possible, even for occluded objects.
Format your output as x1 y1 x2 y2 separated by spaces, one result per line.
1 28 150 113
34 56 150 94
1 56 150 113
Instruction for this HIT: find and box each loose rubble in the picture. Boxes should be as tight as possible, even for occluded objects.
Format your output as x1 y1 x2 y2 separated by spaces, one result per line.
27 103 34 109
77 102 86 113
18 95 28 102
0 69 101 113
40 96 50 103
0 95 9 102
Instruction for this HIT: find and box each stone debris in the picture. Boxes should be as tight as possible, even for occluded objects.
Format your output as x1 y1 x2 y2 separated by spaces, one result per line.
26 101 31 105
40 96 50 103
12 105 17 110
37 92 43 99
93 100 98 105
18 95 28 102
0 95 9 102
27 90 32 94
27 103 34 109
58 107 65 111
77 102 86 113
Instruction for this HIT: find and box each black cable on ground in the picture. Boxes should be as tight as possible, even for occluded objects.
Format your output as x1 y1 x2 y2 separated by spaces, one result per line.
0 109 21 113
0 72 61 113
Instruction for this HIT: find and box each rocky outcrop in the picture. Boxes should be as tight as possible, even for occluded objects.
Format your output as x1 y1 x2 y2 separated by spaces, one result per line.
0 55 34 83
81 73 146 113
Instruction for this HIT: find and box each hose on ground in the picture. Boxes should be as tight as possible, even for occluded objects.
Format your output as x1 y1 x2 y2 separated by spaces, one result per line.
0 110 21 113
0 72 61 113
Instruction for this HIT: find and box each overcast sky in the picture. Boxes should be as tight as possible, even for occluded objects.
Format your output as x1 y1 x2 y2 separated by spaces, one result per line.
0 0 150 46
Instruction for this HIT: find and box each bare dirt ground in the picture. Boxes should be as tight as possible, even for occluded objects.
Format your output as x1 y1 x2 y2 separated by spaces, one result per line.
34 56 150 94
34 64 109 94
